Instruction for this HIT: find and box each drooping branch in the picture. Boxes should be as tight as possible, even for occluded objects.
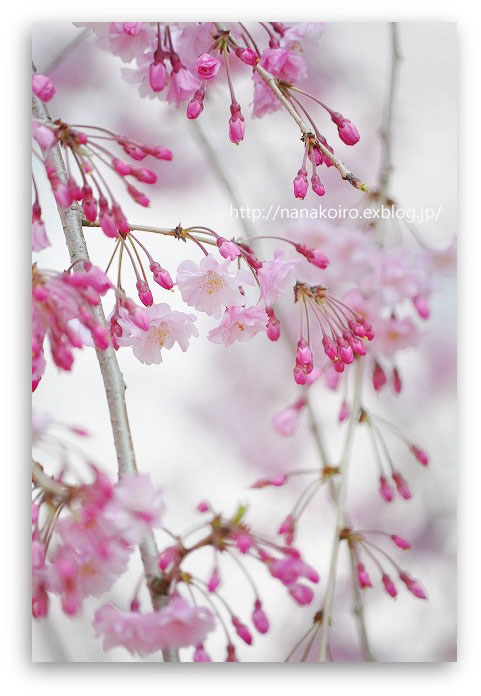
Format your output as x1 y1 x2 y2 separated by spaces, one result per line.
32 77 179 662
377 22 402 201
214 22 368 192
318 359 363 662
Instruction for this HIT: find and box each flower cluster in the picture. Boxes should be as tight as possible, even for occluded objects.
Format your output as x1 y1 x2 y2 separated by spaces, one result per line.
32 263 112 389
75 22 366 196
32 75 172 248
153 501 319 661
32 460 164 618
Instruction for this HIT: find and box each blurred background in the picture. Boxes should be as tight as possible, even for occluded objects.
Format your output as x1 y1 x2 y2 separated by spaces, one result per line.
32 22 456 662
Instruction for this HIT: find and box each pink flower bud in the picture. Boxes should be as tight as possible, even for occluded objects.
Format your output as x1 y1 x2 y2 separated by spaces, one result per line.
311 174 325 197
373 362 387 391
296 339 313 367
322 336 337 361
392 472 412 500
338 400 350 423
330 111 360 145
234 47 259 65
410 445 429 466
391 534 411 550
266 306 281 341
252 600 269 634
127 184 150 207
216 237 241 260
123 23 142 35
357 563 372 589
150 146 173 161
158 546 177 571
278 514 295 546
400 572 427 599
393 367 402 394
229 103 245 144
133 167 157 184
193 644 212 662
294 243 329 269
197 501 209 513
232 617 253 645
149 61 167 92
112 158 133 176
412 294 430 319
208 567 220 592
338 339 354 365
251 474 287 489
136 280 153 307
32 74 56 102
196 53 221 79
379 475 395 502
235 533 252 554
81 185 98 222
226 643 238 662
187 95 204 119
382 573 398 598
150 262 174 290
337 119 360 145
289 583 314 605
32 120 56 149
293 168 308 199
100 210 119 238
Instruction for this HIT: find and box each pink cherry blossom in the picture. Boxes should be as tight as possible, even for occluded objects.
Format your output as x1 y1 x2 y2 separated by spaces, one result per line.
93 604 165 656
102 473 164 545
176 254 254 318
167 66 201 106
259 48 307 82
77 22 156 62
32 204 50 252
153 595 215 649
272 398 307 437
196 52 221 79
32 117 56 150
48 529 131 615
32 74 56 102
374 316 419 359
252 74 282 118
208 306 268 347
117 303 198 364
257 250 301 306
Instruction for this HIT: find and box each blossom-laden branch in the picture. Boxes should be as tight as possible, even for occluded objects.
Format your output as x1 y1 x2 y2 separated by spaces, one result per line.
32 72 179 663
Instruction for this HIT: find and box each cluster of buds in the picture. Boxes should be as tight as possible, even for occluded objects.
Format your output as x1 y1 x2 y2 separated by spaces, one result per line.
32 114 172 240
184 28 260 145
293 282 374 384
32 264 112 390
341 528 427 600
373 361 403 394
360 409 430 503
157 502 319 661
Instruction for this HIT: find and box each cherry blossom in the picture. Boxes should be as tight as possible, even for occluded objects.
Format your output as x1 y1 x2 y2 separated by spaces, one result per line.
117 303 198 364
176 254 254 318
208 306 268 346
257 250 301 306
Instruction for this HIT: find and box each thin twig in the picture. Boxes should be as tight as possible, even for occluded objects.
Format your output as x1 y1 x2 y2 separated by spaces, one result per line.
318 359 363 662
377 22 402 201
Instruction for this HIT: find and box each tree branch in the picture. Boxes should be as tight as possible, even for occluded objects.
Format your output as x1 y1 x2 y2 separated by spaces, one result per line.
32 84 179 663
